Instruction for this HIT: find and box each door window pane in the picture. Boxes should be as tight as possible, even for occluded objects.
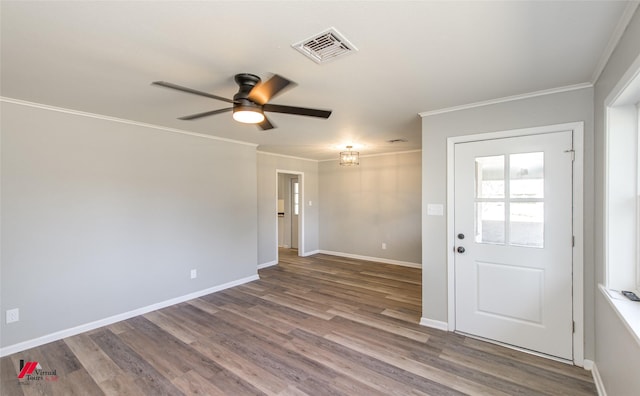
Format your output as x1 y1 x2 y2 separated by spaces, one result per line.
476 156 504 198
476 202 505 244
293 181 299 215
510 152 544 198
510 203 544 248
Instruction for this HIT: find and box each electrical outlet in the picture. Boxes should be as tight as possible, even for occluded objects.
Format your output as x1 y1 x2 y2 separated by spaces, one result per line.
382 243 387 250
6 308 19 324
190 269 197 279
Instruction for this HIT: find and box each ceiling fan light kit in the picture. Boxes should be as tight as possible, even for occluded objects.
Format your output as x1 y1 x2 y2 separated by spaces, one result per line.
232 104 265 124
152 73 332 130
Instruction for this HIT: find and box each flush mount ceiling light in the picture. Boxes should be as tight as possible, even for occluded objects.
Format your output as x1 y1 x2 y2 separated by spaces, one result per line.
339 146 360 166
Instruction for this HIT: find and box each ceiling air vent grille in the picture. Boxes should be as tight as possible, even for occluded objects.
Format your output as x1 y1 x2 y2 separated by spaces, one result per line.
292 27 358 64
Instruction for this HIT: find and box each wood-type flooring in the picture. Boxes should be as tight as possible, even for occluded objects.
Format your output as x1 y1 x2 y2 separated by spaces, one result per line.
1 249 596 395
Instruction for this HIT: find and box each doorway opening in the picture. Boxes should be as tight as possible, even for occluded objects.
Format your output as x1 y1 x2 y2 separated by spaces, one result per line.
276 170 304 262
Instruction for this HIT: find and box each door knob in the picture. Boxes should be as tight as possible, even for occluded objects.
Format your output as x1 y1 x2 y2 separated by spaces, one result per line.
457 246 465 254
457 233 465 240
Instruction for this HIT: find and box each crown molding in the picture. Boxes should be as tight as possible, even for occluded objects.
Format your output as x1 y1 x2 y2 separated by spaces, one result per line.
591 1 640 84
256 150 319 162
418 83 593 118
0 97 258 147
318 149 422 162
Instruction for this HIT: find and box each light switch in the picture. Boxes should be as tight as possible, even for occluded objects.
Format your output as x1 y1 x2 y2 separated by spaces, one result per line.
427 204 444 216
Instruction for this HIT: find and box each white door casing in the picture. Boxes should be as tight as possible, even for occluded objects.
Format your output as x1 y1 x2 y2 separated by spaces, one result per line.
446 122 584 365
291 177 299 249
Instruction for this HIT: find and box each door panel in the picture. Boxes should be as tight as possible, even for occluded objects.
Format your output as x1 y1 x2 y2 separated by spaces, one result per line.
477 261 543 324
454 131 573 360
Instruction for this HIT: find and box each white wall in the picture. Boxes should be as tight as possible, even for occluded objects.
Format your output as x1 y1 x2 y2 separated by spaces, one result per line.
1 101 258 349
421 87 595 355
593 7 640 393
319 151 422 265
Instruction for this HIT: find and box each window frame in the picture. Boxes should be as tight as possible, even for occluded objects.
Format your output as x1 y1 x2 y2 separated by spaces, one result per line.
606 84 640 295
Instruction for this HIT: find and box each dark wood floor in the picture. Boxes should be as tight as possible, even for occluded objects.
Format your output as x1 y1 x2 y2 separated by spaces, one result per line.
1 249 596 395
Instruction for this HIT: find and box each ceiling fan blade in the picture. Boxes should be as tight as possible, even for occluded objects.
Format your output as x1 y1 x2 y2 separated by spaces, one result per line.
178 107 232 120
263 103 332 119
152 81 235 104
258 116 276 130
248 74 296 105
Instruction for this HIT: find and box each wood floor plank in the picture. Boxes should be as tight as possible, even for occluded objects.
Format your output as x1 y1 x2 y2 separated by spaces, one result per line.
171 369 228 396
64 333 124 385
461 336 595 382
286 328 432 396
327 307 430 342
325 330 507 396
90 329 184 396
191 337 292 396
0 355 25 396
96 373 143 396
260 293 336 320
0 248 596 395
142 310 201 344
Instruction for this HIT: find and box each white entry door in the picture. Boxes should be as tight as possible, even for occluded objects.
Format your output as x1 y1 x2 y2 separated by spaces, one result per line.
454 131 574 360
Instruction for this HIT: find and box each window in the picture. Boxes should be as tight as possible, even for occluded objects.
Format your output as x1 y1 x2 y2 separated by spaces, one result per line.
293 180 299 216
475 153 545 248
606 69 640 295
637 102 640 292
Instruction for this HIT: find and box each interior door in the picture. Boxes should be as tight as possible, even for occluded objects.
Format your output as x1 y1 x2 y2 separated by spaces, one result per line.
454 131 574 360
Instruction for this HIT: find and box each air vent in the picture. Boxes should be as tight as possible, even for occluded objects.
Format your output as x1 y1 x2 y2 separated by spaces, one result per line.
387 138 408 143
292 27 358 64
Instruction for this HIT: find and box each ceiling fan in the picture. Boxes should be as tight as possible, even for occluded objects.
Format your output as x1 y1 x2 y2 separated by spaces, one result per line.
152 73 332 130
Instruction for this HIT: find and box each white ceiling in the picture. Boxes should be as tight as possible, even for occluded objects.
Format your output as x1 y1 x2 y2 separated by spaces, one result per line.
1 1 634 160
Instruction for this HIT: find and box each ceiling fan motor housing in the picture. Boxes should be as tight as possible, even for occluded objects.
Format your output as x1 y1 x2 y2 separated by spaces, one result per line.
233 73 261 101
232 73 265 122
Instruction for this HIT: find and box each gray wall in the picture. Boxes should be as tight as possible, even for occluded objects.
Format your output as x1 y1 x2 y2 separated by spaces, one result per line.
257 152 319 264
421 88 594 355
319 151 422 265
593 8 640 393
1 101 258 348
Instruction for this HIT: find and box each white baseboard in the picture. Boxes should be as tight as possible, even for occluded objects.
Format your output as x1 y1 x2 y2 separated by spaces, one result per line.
301 249 320 257
0 273 259 358
419 317 449 331
258 260 278 269
582 359 594 370
590 361 607 396
318 250 421 268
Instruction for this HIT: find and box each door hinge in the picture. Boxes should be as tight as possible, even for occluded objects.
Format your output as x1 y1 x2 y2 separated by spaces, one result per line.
564 149 575 162
572 235 575 247
573 321 576 333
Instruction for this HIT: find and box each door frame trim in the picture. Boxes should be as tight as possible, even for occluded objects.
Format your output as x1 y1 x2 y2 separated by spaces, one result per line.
446 122 584 365
276 170 304 260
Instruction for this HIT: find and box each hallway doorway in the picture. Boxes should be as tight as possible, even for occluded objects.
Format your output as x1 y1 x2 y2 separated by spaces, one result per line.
276 170 303 261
